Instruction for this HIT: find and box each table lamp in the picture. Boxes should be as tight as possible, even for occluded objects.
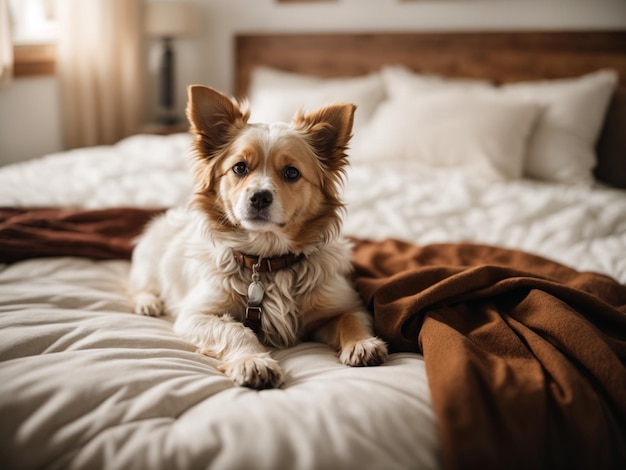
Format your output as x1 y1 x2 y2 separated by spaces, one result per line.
145 1 199 125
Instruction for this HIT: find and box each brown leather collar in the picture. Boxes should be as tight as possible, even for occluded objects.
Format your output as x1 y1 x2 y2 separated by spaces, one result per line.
245 306 263 338
232 249 305 272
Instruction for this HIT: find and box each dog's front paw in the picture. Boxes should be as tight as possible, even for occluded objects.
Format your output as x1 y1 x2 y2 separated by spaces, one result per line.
219 353 284 390
340 337 388 367
133 292 164 316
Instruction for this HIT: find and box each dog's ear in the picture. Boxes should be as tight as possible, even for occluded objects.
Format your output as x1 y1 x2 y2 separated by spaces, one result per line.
293 103 356 165
186 85 249 154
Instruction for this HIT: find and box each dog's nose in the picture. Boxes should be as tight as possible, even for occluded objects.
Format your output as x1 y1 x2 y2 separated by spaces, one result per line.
249 190 273 210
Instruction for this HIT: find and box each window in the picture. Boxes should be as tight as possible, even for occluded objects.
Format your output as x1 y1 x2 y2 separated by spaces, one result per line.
10 0 58 44
9 0 58 76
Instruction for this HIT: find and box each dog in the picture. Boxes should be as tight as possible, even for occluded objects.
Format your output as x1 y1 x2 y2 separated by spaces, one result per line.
128 86 388 389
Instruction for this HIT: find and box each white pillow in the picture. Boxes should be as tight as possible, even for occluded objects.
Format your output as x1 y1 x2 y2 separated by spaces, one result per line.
351 91 541 181
502 70 618 185
247 67 385 134
382 65 494 99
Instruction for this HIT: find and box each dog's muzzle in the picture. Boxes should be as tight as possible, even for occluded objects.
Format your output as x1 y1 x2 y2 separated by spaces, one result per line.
249 190 273 211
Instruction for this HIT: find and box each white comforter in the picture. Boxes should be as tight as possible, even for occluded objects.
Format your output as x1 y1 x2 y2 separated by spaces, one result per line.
1 133 624 470
0 258 436 469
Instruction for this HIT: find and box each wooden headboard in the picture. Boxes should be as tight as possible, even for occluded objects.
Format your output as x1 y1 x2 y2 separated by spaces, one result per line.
234 31 626 187
235 31 626 97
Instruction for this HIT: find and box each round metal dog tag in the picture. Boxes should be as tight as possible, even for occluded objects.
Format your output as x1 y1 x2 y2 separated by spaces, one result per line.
247 281 265 306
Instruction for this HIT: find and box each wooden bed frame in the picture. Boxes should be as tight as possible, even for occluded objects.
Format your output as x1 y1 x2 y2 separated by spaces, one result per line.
234 31 626 187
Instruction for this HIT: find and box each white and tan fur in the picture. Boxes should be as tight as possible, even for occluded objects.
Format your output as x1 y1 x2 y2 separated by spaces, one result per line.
129 86 387 389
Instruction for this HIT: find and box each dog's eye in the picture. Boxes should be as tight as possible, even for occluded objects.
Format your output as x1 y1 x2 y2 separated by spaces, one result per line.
283 166 301 182
232 162 248 176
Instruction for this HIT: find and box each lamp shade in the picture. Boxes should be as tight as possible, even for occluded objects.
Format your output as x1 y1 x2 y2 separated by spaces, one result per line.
145 2 199 38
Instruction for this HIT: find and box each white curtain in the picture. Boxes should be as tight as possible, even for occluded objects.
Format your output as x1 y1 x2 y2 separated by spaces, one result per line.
57 0 144 149
0 0 13 88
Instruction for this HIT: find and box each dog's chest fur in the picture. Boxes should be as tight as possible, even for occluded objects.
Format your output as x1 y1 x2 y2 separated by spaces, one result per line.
160 210 354 349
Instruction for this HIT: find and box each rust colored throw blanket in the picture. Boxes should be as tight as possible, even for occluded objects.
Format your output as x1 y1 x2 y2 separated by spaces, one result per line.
351 238 626 470
0 208 163 262
1 209 625 469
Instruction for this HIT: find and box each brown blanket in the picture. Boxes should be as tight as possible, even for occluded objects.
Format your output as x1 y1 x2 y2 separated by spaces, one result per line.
0 207 163 262
2 208 626 469
351 238 626 470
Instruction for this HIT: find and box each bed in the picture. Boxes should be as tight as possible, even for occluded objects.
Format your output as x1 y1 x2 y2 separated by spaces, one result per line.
1 31 625 470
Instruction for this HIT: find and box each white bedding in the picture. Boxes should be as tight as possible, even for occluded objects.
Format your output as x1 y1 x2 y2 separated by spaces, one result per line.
1 133 625 469
0 258 436 469
1 133 624 282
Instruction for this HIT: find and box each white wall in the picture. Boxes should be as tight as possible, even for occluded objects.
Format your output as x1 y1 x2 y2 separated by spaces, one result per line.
0 76 62 166
1 0 626 166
